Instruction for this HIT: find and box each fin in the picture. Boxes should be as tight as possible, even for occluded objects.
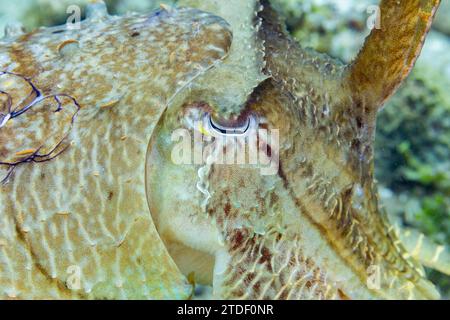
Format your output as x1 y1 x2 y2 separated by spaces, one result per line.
345 0 441 113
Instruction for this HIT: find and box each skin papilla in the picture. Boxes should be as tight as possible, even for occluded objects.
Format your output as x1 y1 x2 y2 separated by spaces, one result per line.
0 0 448 299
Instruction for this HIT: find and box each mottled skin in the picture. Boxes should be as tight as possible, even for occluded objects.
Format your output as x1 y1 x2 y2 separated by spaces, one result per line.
0 0 448 299
0 3 232 299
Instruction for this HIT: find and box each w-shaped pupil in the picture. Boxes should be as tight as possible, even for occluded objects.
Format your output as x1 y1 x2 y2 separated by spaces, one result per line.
208 114 252 136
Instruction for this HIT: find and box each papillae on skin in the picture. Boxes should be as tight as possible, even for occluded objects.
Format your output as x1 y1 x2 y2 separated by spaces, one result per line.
0 0 448 299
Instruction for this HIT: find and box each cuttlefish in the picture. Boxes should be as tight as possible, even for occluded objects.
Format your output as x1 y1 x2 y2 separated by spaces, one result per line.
0 0 448 299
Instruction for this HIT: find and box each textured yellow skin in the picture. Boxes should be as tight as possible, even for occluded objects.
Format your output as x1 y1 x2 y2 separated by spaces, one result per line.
0 0 447 299
0 4 232 299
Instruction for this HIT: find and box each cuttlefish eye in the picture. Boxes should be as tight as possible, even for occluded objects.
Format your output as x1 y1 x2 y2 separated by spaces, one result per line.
206 113 256 136
145 101 267 286
179 101 260 137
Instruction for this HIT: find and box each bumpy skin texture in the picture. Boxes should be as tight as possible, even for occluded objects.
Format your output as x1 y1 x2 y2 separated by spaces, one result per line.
0 0 446 299
147 0 443 300
0 4 232 299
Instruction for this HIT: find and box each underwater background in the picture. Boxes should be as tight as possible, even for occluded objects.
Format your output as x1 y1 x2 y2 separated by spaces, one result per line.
1 0 449 298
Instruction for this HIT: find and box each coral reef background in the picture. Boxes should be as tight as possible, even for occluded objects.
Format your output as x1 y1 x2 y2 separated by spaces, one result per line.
1 0 449 298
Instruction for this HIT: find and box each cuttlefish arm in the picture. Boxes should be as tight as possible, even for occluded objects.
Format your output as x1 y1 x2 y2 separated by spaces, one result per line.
0 4 232 299
343 0 450 277
345 0 441 115
260 0 441 135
